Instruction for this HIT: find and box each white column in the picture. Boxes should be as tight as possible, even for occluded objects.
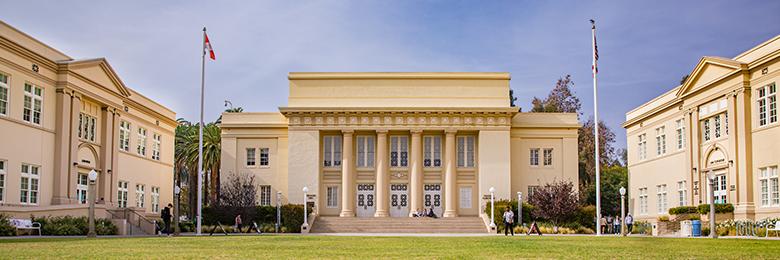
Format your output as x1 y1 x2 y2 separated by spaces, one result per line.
374 130 389 217
409 130 423 217
443 129 458 218
340 130 355 217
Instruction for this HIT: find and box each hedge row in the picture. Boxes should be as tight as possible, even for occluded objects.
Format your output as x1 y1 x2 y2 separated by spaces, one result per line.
202 204 304 233
668 204 734 215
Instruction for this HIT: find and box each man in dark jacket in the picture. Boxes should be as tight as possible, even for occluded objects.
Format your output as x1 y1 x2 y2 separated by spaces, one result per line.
161 204 172 236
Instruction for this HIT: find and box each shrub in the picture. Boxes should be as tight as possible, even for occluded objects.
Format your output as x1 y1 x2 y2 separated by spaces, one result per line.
179 221 195 232
697 203 734 214
631 221 652 235
573 205 597 230
281 204 304 233
0 214 15 236
31 216 117 236
203 204 304 233
668 206 698 215
658 215 670 222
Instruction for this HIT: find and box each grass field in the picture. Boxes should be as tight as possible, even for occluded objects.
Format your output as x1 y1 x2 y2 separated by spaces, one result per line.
1 235 778 259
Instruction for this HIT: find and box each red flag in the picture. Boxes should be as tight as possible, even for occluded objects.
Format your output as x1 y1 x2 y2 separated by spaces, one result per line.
204 32 215 60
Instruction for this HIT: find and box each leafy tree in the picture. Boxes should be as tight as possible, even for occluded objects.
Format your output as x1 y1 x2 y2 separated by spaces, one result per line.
530 75 581 115
528 180 579 229
578 118 616 192
582 165 627 216
219 172 257 208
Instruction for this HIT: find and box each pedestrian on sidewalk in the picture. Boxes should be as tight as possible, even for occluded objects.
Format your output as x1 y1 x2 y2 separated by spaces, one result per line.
161 204 172 236
625 213 634 235
503 206 515 236
235 214 243 233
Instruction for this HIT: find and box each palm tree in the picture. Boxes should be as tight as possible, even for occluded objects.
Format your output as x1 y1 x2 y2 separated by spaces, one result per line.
175 121 222 216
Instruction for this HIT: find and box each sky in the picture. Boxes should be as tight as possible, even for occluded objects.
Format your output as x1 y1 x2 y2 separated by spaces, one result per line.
3 1 779 149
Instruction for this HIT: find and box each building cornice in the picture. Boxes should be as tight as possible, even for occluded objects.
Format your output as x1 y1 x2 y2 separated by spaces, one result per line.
288 72 511 80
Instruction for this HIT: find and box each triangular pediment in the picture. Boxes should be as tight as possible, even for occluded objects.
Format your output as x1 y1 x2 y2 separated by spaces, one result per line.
676 56 745 98
64 58 132 98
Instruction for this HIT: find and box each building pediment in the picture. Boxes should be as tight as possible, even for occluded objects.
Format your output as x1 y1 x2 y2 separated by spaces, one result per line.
60 58 132 98
675 56 746 99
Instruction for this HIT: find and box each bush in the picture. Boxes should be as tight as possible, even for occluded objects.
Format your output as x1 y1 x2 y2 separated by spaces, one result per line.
31 216 117 236
573 205 596 230
483 199 534 233
0 214 16 236
631 221 652 235
281 204 304 233
668 206 698 215
179 221 195 232
658 215 670 222
203 204 305 233
697 203 734 214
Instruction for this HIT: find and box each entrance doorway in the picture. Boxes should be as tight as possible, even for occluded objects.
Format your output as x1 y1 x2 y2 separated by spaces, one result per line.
424 184 443 217
356 184 375 217
390 184 409 217
712 173 727 204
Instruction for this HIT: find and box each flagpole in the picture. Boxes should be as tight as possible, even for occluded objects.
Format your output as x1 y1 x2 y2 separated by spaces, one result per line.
196 27 206 236
591 19 602 236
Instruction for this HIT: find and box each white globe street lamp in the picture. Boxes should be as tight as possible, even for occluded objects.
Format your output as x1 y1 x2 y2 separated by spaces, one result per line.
619 186 626 236
708 174 717 239
174 185 181 236
87 169 98 238
517 192 523 227
489 187 496 229
302 186 309 230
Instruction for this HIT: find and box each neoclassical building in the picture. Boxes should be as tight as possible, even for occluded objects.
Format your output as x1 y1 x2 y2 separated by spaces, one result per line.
0 21 176 224
221 72 579 220
624 34 780 221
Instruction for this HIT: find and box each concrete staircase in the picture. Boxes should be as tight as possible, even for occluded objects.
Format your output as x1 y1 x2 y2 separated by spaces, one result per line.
310 216 488 233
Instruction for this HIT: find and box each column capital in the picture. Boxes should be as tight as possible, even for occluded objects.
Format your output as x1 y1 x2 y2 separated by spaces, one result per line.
376 129 389 134
445 129 458 135
410 129 423 134
341 129 354 135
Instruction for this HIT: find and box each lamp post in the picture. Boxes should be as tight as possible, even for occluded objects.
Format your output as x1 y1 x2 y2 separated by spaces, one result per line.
489 187 496 229
302 187 309 231
619 186 626 236
276 191 282 233
709 174 717 239
87 169 98 238
174 185 181 236
517 192 523 227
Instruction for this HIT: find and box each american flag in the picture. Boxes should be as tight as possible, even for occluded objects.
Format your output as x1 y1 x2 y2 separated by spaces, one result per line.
591 19 598 75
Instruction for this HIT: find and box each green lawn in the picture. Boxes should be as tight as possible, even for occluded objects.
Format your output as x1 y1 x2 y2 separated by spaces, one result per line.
0 235 778 259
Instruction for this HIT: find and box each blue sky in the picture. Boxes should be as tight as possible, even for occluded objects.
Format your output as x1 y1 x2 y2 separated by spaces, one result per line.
3 1 779 149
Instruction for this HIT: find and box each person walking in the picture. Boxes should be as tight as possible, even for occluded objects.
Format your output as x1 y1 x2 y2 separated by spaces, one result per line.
235 214 243 233
161 204 172 236
606 215 613 234
503 207 515 236
613 216 621 235
600 216 607 234
625 213 634 235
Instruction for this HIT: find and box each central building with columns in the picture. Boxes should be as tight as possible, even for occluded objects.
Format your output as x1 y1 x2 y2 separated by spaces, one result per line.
220 72 579 219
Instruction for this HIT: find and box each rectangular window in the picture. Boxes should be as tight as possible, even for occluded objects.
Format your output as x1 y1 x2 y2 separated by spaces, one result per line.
390 136 409 167
639 188 648 215
423 136 442 168
20 164 39 204
703 119 711 141
322 136 342 167
760 166 779 207
117 181 128 208
119 121 131 152
76 173 88 204
151 187 160 213
356 136 375 168
657 184 668 214
259 148 270 166
638 134 647 160
0 160 5 202
23 83 43 125
457 136 475 168
459 186 472 209
677 181 687 206
543 148 553 166
260 185 272 206
676 119 685 150
136 127 147 156
714 115 721 138
326 186 339 208
725 113 729 135
528 185 539 199
656 126 666 155
712 175 727 204
0 74 8 116
530 148 539 166
152 133 161 160
136 184 145 208
78 113 97 142
758 83 777 126
246 148 256 166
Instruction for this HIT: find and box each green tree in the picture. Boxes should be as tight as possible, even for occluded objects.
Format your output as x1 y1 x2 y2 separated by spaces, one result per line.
583 165 627 216
578 118 617 192
175 120 222 216
530 75 581 115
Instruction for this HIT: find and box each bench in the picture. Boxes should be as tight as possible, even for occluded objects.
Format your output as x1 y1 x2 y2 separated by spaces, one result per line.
10 219 41 236
767 221 780 238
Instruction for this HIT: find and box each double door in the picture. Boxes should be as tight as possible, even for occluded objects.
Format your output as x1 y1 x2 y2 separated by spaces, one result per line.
424 184 443 217
390 184 409 217
356 184 375 217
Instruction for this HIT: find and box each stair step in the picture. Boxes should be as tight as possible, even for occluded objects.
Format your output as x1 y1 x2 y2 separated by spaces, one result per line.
311 216 488 233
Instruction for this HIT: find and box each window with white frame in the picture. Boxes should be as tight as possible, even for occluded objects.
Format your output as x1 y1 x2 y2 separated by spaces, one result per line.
638 134 647 160
322 136 342 167
117 181 128 208
459 186 473 209
259 148 270 167
151 187 160 213
714 115 722 139
390 136 409 167
152 133 161 160
530 148 540 166
657 184 668 214
676 119 685 150
356 136 375 168
0 160 5 203
528 185 539 200
760 166 779 207
639 187 648 215
656 126 666 155
423 136 442 168
76 173 88 204
20 164 39 204
457 136 475 168
326 186 339 208
23 83 43 125
78 113 97 142
677 181 687 206
703 119 711 141
758 83 777 127
0 74 8 116
135 184 145 208
119 121 131 152
543 148 553 166
712 175 727 204
136 127 147 156
260 185 272 206
246 148 256 166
